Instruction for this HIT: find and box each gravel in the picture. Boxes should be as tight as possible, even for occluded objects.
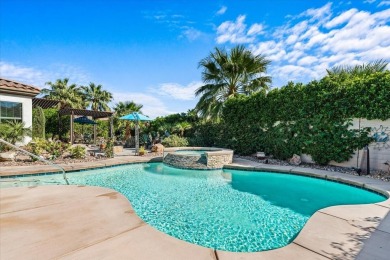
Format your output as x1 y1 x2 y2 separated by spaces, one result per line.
234 155 390 182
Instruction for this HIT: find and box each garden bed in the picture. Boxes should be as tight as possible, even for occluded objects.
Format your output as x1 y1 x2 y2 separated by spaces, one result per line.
0 153 107 167
235 155 390 182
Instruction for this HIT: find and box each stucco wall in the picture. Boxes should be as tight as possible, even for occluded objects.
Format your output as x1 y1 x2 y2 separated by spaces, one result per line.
301 118 390 172
0 93 33 144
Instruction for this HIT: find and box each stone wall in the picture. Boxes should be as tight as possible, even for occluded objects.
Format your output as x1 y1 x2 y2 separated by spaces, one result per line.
163 148 234 170
207 153 233 168
164 153 208 169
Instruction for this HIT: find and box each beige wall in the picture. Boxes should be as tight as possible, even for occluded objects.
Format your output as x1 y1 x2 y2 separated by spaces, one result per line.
301 118 390 172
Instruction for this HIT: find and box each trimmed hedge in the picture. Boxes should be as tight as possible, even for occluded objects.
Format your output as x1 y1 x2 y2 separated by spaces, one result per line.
219 71 390 164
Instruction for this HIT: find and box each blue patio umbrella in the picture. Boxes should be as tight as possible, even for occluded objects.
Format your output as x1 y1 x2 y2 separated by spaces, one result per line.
119 113 151 121
119 112 152 155
74 116 97 125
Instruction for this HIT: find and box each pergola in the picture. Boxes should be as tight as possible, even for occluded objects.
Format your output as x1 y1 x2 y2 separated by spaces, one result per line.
59 108 114 144
32 98 114 145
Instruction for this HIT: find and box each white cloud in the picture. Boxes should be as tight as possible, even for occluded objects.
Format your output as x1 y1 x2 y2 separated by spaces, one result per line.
378 1 390 6
247 23 264 36
0 61 90 88
112 92 174 119
0 62 45 86
297 56 318 66
216 15 264 44
364 0 376 3
153 81 202 100
325 8 358 28
216 6 227 15
299 2 333 23
246 2 390 87
182 27 202 41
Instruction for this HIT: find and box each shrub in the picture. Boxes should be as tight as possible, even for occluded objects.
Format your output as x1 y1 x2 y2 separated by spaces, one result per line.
32 107 46 139
26 138 70 160
104 138 114 158
68 145 86 159
0 121 31 146
162 134 189 147
46 141 70 159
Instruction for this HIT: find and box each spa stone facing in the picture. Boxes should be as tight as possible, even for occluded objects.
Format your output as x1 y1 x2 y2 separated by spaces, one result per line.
163 147 233 170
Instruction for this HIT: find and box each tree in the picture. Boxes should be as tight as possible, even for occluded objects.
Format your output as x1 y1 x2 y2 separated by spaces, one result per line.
41 78 84 109
173 121 192 137
113 101 143 140
327 60 389 79
82 83 113 111
195 45 271 121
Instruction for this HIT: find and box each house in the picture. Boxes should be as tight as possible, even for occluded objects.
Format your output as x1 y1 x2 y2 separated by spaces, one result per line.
0 78 40 144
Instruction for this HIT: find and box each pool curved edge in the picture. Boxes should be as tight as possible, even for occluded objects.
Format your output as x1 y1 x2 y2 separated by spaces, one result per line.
1 163 389 259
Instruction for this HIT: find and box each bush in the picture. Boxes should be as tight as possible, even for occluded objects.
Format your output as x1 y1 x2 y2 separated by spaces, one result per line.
220 71 389 163
162 134 189 147
68 145 86 159
0 121 31 146
26 138 70 160
104 138 114 158
32 107 46 139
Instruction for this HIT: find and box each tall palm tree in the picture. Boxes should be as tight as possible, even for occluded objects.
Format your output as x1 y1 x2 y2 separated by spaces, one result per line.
113 101 143 140
195 45 271 121
41 78 84 109
81 83 113 111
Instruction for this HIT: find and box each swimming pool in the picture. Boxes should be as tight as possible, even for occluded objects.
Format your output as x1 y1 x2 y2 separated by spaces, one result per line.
174 150 208 155
1 163 386 252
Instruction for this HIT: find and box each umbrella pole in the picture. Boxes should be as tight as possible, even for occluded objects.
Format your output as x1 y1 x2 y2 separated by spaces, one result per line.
135 121 139 155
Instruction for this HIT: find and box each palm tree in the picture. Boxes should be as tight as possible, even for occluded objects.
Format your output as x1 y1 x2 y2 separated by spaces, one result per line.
81 83 113 111
113 101 143 140
173 121 192 137
327 60 389 78
41 78 84 109
195 45 271 121
0 120 32 145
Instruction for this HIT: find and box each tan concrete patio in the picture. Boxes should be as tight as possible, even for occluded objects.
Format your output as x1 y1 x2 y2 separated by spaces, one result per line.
1 157 390 259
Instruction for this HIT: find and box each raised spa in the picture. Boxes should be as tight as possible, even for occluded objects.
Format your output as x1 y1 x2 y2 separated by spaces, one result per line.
163 147 234 169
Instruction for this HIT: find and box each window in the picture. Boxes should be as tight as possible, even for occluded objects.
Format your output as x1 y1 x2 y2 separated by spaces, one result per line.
0 101 23 122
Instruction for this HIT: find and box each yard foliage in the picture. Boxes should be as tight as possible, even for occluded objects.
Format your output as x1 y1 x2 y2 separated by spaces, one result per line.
220 71 389 164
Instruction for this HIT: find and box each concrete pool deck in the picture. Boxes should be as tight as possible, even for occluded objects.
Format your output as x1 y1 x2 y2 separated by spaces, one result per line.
1 157 390 259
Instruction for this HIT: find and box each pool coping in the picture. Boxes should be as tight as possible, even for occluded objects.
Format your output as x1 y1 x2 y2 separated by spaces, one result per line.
1 158 390 259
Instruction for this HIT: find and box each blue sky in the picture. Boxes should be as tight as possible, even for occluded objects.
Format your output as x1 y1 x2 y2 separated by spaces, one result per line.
1 0 389 118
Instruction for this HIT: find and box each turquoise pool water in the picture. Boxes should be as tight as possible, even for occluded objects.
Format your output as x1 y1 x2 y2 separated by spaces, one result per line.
174 150 208 155
1 163 386 252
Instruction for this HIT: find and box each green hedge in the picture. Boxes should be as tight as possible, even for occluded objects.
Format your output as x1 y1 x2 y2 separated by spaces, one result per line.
220 71 390 164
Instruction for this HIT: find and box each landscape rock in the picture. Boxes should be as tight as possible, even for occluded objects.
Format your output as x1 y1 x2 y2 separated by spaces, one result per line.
151 143 164 154
0 151 16 162
289 154 302 165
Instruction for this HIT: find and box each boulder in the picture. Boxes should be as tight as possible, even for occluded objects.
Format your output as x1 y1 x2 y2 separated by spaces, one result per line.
256 152 266 159
151 143 164 154
289 154 301 165
0 151 16 162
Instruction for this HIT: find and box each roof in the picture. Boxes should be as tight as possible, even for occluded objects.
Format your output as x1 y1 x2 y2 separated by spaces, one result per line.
59 108 113 119
32 98 63 109
0 78 41 97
